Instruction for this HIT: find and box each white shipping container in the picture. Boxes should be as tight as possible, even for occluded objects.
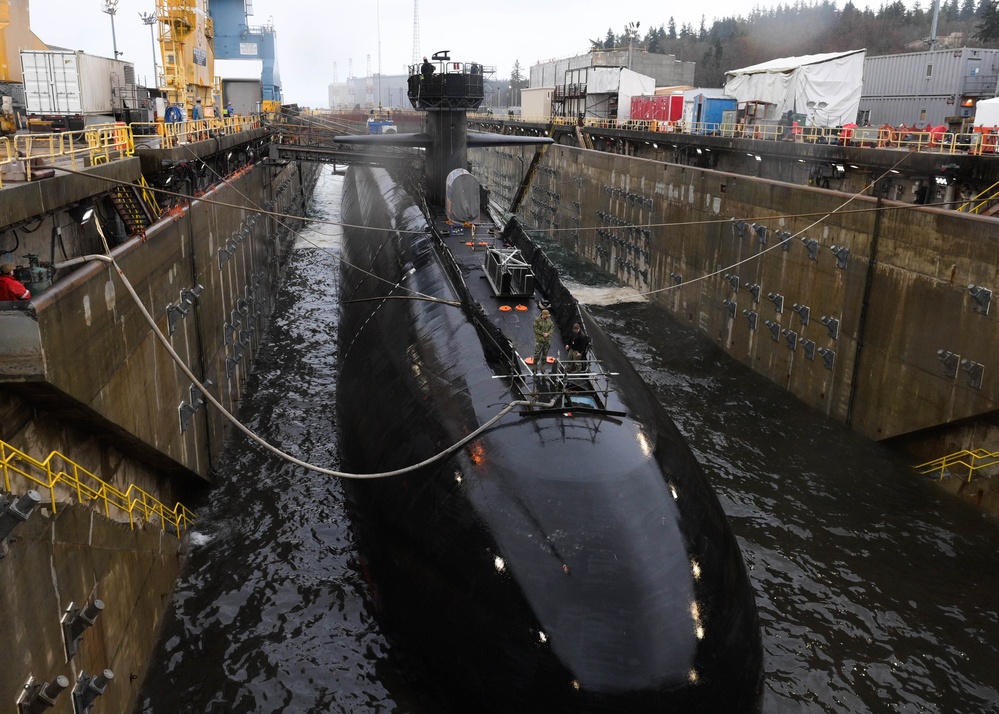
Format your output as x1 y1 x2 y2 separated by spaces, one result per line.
20 50 134 116
974 97 999 128
521 87 553 119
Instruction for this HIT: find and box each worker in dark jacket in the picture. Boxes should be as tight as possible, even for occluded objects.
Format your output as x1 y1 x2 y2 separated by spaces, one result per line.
0 264 30 300
421 57 435 80
565 322 590 372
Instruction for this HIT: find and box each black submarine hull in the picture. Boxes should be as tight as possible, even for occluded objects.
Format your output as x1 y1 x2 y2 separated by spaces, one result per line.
337 165 763 711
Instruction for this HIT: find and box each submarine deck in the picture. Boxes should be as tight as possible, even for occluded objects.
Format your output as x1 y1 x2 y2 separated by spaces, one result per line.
425 210 615 413
430 211 559 367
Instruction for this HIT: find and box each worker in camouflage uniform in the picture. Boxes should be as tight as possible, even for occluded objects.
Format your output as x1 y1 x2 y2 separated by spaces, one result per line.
533 309 554 373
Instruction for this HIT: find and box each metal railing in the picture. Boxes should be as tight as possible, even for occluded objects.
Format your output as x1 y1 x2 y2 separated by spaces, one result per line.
914 448 999 483
0 439 195 535
155 114 260 149
0 115 264 185
956 178 999 213
471 113 999 157
0 135 16 188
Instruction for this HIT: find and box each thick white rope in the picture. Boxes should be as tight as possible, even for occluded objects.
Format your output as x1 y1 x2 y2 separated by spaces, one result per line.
62 250 547 480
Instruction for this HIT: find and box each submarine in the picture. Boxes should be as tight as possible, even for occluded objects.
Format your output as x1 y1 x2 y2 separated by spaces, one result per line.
334 52 763 711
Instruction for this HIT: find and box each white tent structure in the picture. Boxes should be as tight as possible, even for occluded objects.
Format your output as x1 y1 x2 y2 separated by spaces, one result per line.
584 67 655 121
973 96 999 128
724 49 866 127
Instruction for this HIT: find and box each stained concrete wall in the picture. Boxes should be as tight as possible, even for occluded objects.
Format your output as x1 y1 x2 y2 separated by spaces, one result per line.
472 144 999 448
0 158 319 488
0 150 320 714
0 495 184 714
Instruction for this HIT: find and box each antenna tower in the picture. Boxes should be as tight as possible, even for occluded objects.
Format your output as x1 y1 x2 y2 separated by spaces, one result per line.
412 0 420 65
348 59 355 107
366 54 374 106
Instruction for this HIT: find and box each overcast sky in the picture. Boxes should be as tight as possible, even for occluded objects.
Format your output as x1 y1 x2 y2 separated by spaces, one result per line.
31 0 886 108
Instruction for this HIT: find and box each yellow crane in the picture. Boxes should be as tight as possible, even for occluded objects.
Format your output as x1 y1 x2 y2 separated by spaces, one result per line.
156 0 218 116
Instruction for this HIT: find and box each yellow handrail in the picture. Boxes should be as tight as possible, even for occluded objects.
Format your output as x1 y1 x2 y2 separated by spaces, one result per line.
87 122 135 164
914 448 999 483
0 439 195 535
0 135 14 188
956 179 999 214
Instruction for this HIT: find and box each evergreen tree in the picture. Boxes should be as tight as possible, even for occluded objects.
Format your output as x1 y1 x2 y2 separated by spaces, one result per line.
668 17 677 40
604 27 617 49
644 25 667 54
510 60 526 87
975 0 999 39
510 60 528 106
962 0 976 19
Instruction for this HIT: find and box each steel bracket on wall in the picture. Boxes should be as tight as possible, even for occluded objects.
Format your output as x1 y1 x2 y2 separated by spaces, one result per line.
968 284 992 315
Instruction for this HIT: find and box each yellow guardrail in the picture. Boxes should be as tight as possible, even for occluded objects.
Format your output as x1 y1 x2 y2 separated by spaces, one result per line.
87 122 135 165
957 179 999 214
915 448 999 483
0 135 15 188
0 439 195 535
157 114 261 149
7 115 264 172
14 130 93 181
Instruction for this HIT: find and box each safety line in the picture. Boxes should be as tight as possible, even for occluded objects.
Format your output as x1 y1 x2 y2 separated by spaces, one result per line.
70 222 548 480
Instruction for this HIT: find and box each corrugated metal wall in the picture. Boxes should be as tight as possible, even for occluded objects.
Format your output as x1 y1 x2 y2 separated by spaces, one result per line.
860 48 999 127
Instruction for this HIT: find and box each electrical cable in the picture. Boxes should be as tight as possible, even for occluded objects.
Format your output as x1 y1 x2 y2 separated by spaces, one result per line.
639 151 913 297
61 228 551 481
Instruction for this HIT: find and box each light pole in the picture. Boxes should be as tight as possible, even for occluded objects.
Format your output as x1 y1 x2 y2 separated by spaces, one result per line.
139 12 158 87
102 0 122 59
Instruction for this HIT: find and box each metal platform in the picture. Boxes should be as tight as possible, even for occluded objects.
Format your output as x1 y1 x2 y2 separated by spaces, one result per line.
271 142 423 170
431 211 615 410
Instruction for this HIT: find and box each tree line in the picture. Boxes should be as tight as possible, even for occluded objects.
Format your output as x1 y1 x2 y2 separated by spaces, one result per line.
585 0 999 87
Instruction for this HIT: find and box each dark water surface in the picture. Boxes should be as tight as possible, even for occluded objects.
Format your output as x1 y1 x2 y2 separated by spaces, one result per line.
138 168 999 713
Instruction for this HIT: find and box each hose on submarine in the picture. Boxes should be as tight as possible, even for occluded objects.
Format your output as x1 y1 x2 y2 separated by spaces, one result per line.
55 246 553 480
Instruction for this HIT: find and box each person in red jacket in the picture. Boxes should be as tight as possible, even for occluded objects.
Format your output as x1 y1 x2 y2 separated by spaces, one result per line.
0 263 31 301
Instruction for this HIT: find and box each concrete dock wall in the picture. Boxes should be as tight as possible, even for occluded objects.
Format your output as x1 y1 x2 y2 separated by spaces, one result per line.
472 145 999 448
1 158 319 488
0 496 184 714
0 155 319 713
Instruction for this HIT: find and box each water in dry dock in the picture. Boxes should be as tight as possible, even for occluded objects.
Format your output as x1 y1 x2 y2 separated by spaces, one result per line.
137 167 999 713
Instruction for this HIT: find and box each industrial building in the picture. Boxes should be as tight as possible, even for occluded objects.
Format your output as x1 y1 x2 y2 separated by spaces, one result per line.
528 49 693 122
530 49 694 89
858 47 999 128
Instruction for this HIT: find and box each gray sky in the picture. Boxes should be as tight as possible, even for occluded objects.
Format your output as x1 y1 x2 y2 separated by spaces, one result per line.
31 0 885 108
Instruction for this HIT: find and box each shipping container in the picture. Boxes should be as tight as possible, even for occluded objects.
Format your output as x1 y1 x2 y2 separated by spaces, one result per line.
859 47 999 127
629 94 683 123
20 50 136 131
521 87 554 119
692 95 737 134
